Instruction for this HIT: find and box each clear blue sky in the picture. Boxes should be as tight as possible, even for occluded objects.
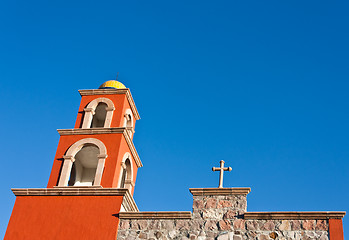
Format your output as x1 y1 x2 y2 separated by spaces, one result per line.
0 0 348 238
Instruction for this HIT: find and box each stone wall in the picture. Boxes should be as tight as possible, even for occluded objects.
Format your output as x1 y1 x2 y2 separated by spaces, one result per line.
117 188 343 240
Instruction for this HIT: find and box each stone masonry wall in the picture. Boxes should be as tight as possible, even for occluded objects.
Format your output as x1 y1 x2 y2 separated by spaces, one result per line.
117 191 329 240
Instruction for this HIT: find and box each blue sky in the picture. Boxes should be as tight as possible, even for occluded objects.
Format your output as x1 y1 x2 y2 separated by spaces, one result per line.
0 0 348 238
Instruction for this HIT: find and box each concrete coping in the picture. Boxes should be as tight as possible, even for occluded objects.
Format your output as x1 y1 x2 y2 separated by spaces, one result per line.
244 212 346 220
189 188 251 196
78 89 140 120
119 212 192 219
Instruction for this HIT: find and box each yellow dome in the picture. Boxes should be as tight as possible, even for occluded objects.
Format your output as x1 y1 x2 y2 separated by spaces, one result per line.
99 80 126 89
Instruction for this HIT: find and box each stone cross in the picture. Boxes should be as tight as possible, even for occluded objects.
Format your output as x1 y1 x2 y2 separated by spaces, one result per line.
212 160 232 188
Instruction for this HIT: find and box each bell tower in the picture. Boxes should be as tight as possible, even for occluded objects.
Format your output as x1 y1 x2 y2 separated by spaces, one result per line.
5 80 142 239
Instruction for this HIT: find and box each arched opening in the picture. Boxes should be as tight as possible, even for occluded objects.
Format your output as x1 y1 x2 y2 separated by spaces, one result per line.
58 138 108 187
120 158 132 188
81 97 115 129
123 109 134 137
90 103 108 128
68 144 99 186
126 115 132 128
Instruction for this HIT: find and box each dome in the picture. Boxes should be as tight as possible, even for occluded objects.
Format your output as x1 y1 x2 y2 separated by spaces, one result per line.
99 80 126 89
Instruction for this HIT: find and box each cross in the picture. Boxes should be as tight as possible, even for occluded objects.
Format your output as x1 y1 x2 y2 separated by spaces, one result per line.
212 160 232 188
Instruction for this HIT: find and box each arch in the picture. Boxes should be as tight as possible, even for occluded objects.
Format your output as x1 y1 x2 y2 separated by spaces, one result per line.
117 152 134 192
82 97 115 128
123 109 135 138
68 144 99 186
91 102 108 128
58 138 108 187
65 138 107 158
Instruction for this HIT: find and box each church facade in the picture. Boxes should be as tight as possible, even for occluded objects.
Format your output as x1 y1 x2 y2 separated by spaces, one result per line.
5 81 345 239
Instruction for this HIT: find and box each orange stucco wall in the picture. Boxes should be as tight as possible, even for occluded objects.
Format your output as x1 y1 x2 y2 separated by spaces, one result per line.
329 219 344 240
5 195 123 240
47 133 138 189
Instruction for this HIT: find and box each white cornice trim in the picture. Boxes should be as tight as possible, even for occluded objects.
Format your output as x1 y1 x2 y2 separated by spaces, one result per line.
12 187 127 196
78 89 140 120
122 129 142 168
57 128 143 168
58 128 125 135
189 188 251 196
123 190 139 212
244 211 346 220
119 211 192 219
12 187 139 212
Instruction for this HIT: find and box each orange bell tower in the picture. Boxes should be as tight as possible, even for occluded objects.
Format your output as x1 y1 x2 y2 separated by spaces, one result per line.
5 80 142 239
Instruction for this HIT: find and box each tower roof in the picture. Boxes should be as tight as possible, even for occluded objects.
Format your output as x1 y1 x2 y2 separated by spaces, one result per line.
99 80 126 89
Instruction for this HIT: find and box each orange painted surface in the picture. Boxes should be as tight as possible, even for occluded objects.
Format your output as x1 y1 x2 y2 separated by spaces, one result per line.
74 94 136 129
329 219 344 240
112 136 139 195
47 133 138 190
5 195 123 240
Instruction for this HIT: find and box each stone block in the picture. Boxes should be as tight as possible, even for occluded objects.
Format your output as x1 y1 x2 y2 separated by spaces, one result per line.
131 220 148 230
168 230 177 238
205 198 217 208
176 220 190 231
161 220 175 229
261 220 275 231
315 220 328 231
233 219 245 230
302 220 315 230
233 235 242 240
119 220 130 230
278 220 291 231
202 209 224 219
204 220 218 231
245 220 257 231
217 232 230 240
138 232 147 239
223 210 236 219
193 200 204 209
219 220 232 230
291 220 301 230
218 200 233 208
148 220 161 230
258 234 269 240
319 233 329 240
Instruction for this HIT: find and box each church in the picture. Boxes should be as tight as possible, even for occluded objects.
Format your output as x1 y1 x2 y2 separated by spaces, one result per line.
4 81 345 239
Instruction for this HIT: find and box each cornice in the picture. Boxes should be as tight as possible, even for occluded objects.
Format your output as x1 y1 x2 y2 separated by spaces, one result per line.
189 188 251 196
12 187 128 196
122 189 139 212
122 129 142 168
78 89 140 120
57 128 143 168
119 211 192 219
12 187 139 212
58 128 125 135
244 211 346 220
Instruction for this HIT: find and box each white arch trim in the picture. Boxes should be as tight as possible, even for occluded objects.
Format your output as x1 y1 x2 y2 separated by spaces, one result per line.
58 138 108 187
65 138 107 158
123 109 134 127
82 97 115 129
117 152 135 192
86 97 115 109
123 109 135 138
